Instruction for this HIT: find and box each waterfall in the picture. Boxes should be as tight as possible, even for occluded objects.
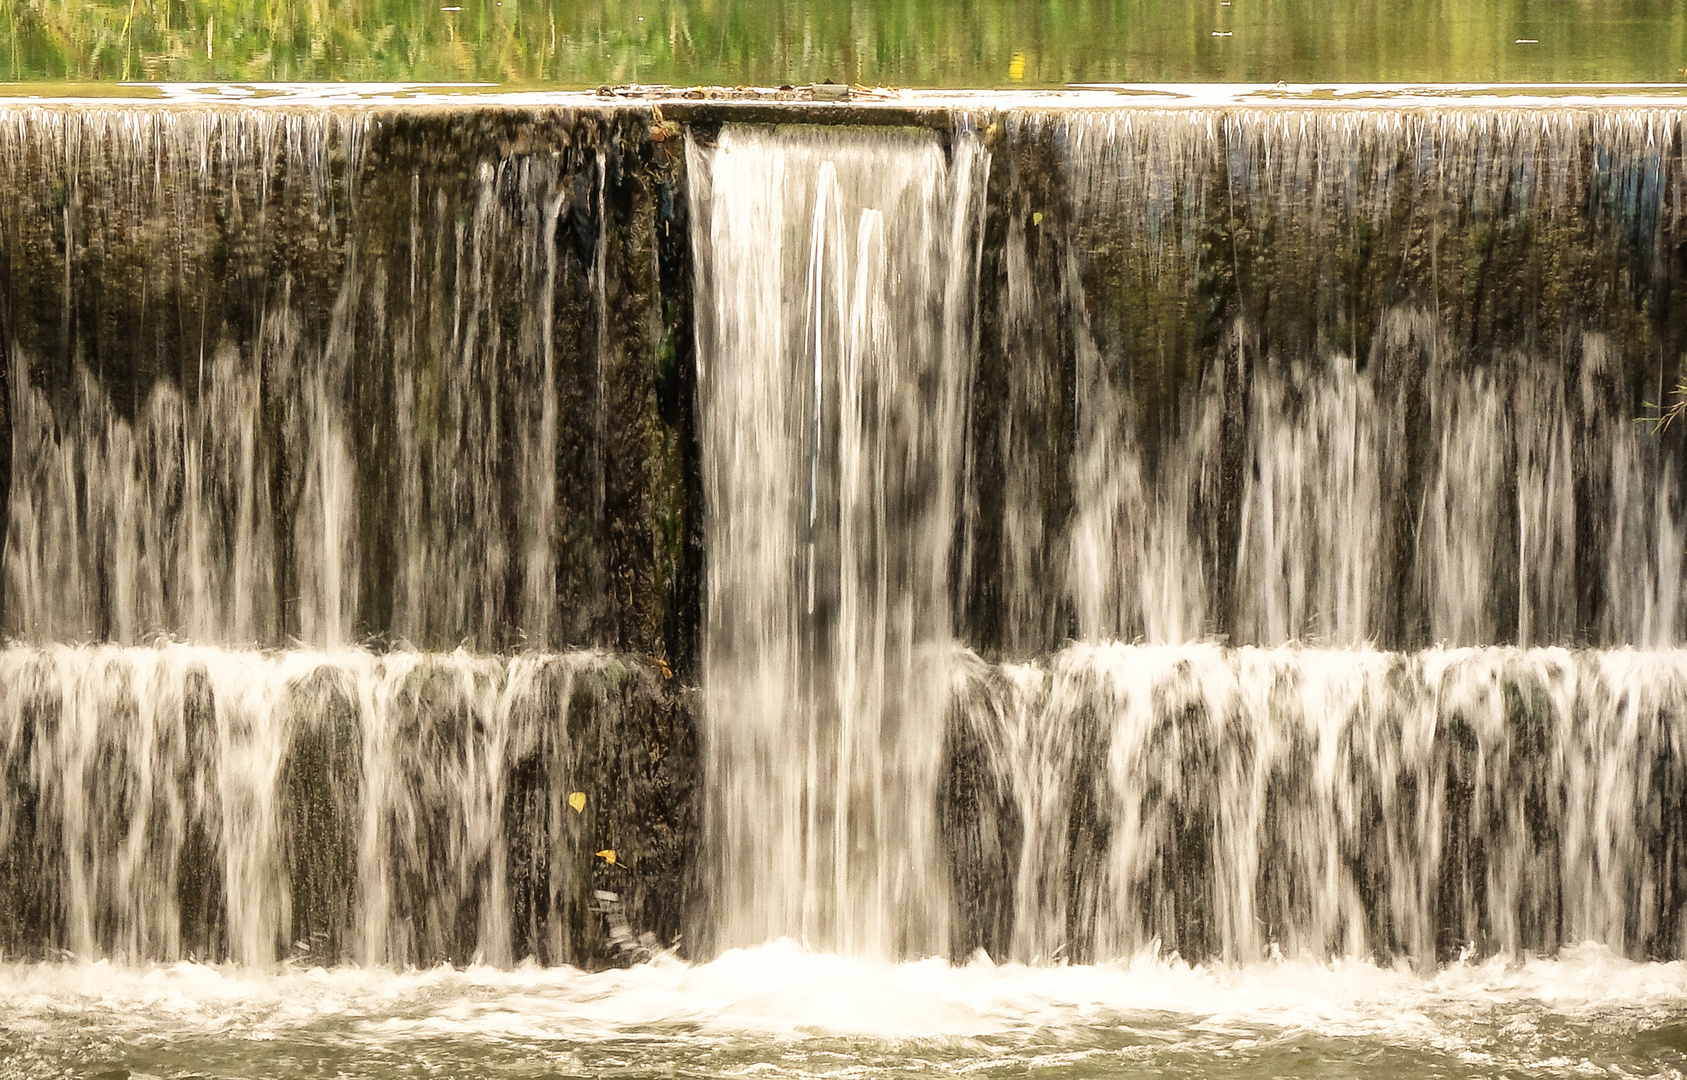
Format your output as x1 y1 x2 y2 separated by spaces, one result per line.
1 98 1685 969
0 103 699 965
0 642 692 965
0 104 695 655
693 106 1687 964
689 125 985 956
975 107 1686 652
946 643 1687 964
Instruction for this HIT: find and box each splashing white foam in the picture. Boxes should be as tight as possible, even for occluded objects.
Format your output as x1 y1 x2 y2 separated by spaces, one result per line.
3 941 1685 1047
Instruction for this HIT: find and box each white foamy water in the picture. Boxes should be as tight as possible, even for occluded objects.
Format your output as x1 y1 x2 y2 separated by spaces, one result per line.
5 944 1687 1078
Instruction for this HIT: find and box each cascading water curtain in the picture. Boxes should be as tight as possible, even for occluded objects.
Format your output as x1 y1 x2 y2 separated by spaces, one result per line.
0 103 699 967
943 105 1687 966
4 98 1687 974
689 125 986 958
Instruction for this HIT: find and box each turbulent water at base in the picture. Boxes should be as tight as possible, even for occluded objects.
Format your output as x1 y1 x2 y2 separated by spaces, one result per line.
6 99 1687 1078
9 945 1687 1078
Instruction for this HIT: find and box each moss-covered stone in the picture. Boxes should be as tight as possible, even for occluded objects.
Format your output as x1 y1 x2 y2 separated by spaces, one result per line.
278 667 362 961
504 655 697 968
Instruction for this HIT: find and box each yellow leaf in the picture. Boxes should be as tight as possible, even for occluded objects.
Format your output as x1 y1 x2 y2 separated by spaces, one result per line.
569 791 587 814
595 849 617 865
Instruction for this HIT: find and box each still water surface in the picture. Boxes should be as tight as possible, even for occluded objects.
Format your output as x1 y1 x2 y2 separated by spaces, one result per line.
4 942 1687 1078
7 0 1687 88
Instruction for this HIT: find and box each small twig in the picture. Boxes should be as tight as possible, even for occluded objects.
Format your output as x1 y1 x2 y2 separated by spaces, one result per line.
1637 371 1687 433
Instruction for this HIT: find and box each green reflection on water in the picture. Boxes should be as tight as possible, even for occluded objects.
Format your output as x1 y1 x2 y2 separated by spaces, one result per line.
13 1022 1687 1080
4 0 1686 89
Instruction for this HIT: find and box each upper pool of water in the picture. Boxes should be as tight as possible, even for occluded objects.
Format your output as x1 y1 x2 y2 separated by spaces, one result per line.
5 0 1686 90
7 82 1687 110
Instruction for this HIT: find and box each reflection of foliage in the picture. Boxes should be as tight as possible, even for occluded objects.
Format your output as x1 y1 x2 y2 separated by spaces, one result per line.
4 0 1686 87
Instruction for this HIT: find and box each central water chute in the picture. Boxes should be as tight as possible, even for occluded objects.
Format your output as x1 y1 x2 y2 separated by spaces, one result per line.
690 124 988 957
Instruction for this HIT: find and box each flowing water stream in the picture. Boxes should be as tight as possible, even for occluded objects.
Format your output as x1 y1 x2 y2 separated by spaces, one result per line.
2 94 1687 1077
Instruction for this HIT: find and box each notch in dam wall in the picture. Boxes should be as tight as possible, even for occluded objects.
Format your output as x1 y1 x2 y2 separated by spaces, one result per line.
0 92 1685 967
